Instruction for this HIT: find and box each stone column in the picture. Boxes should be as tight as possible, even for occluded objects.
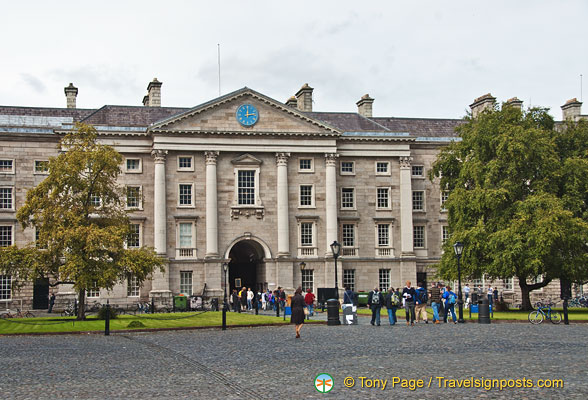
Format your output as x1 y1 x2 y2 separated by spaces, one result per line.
152 150 168 255
205 151 219 258
325 153 339 255
399 156 414 255
276 153 290 257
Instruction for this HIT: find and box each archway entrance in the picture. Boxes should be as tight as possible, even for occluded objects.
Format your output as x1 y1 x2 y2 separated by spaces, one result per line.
228 240 265 292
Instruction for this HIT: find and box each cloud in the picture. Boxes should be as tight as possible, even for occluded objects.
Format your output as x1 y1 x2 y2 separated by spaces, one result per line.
20 73 46 93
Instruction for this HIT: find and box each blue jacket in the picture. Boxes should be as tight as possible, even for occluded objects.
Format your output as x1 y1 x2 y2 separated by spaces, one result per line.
415 287 428 305
443 290 457 304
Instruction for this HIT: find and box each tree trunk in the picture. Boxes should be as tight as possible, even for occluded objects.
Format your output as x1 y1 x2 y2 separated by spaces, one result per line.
519 281 533 311
76 289 86 320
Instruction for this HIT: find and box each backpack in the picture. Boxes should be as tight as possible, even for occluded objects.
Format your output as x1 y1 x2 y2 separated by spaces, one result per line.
448 293 456 304
391 293 400 306
417 289 428 304
371 291 380 305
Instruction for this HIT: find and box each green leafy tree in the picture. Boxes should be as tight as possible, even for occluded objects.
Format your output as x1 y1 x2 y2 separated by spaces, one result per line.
431 105 588 310
0 124 164 319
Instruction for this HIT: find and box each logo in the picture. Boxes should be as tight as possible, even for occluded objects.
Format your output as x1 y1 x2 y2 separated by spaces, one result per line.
314 373 334 393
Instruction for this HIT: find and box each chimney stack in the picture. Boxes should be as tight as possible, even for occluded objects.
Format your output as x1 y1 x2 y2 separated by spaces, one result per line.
144 78 162 107
504 97 523 111
64 83 78 109
469 93 496 118
295 83 313 112
561 98 582 121
356 94 374 117
285 96 298 108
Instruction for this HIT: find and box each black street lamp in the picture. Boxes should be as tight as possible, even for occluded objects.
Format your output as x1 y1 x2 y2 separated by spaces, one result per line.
222 262 228 331
299 261 306 289
330 241 341 300
453 241 465 324
328 241 342 326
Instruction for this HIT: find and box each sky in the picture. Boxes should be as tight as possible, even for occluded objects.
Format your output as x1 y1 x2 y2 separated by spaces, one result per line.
1 0 586 119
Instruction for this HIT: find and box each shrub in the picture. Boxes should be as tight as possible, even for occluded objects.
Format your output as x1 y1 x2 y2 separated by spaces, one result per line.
127 320 146 328
97 306 118 320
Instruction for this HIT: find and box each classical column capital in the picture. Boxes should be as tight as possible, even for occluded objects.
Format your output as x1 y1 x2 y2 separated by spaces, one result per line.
275 152 290 166
151 149 168 163
325 153 339 167
205 151 219 165
399 156 413 169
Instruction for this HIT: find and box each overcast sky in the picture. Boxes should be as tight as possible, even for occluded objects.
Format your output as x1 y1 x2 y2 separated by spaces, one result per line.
1 0 586 119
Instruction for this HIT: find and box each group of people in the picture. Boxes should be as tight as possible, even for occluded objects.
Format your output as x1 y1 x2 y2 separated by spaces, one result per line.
367 281 460 326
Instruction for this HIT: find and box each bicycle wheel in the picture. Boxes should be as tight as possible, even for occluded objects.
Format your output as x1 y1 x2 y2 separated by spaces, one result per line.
25 311 34 318
528 310 544 324
549 311 562 324
0 313 10 319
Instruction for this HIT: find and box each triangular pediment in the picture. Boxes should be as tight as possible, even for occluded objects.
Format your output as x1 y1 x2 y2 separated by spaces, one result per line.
231 153 262 166
148 87 340 136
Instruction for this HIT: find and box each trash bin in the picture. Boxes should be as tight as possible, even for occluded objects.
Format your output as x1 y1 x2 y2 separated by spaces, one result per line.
174 295 187 311
478 298 491 324
342 304 358 325
326 299 341 326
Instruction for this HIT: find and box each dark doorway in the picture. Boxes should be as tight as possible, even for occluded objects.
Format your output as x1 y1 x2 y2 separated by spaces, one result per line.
417 272 428 290
228 241 262 292
33 278 49 309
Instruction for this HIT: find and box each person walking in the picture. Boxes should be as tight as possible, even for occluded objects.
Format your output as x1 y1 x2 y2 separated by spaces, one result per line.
464 284 470 303
231 289 239 313
247 288 254 311
304 288 315 317
368 287 384 326
402 281 417 326
48 293 56 313
443 285 458 323
487 286 494 306
429 282 443 324
385 287 399 325
343 286 354 306
291 287 306 338
415 282 429 324
261 290 267 311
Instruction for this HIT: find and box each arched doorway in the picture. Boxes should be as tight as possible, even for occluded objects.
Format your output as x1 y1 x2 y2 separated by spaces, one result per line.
228 240 265 292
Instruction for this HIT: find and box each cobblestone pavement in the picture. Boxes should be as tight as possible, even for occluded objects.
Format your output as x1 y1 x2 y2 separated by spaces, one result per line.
1 321 586 399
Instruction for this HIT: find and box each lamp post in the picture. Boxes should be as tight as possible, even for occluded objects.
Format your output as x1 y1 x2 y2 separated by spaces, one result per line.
299 261 306 289
330 241 341 300
453 241 465 324
222 262 228 331
328 241 341 326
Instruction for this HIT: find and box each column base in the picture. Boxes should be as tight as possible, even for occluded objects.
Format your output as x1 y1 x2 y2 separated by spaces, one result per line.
204 253 220 259
277 252 291 259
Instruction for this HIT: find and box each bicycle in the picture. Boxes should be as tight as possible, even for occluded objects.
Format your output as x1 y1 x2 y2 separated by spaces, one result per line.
528 301 562 324
0 309 35 318
61 302 76 317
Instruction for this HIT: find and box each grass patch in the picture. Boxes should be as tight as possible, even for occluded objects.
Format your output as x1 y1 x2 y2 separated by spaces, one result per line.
0 311 301 335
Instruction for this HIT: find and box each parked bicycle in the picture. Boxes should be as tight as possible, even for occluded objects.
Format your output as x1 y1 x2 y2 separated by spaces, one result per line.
528 301 562 324
1 309 35 318
134 302 151 314
61 302 76 317
569 295 588 308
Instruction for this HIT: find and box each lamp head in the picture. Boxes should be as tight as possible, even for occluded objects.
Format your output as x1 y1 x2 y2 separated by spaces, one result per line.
299 261 306 271
453 241 464 257
330 240 341 258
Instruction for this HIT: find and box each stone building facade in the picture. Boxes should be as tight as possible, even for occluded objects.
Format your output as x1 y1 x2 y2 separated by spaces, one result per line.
0 80 586 310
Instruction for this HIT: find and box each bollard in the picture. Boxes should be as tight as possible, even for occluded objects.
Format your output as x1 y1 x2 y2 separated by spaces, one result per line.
105 301 110 336
326 299 341 326
276 303 279 318
478 297 491 324
151 297 154 314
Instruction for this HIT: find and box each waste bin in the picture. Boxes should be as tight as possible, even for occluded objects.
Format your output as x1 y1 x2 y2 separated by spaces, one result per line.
174 295 187 311
478 298 491 324
342 304 358 325
326 299 341 326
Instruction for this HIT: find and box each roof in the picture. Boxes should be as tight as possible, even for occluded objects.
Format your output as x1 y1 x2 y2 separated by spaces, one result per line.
305 112 389 132
0 105 94 121
81 105 190 127
371 117 464 137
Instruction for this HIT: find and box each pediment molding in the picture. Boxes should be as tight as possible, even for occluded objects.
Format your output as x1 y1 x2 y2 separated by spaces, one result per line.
231 153 263 166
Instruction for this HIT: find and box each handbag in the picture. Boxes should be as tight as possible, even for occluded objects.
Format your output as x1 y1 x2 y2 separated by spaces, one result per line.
303 307 309 316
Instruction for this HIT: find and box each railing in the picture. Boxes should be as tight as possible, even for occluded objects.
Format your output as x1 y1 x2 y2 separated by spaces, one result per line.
299 247 317 257
176 248 197 259
376 247 392 257
341 247 358 257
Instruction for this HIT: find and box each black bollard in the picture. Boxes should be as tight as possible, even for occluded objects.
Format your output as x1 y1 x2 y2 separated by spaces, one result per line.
105 301 110 336
276 303 279 318
151 297 154 314
563 299 569 325
327 299 341 326
222 302 227 331
478 298 491 324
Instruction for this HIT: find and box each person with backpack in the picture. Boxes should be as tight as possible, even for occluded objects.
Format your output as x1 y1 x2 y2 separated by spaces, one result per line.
415 282 429 324
368 287 384 326
402 281 417 326
442 285 458 323
429 282 443 324
385 286 400 325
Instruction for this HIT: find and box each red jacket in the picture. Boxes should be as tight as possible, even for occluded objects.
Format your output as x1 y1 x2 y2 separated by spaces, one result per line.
304 292 315 305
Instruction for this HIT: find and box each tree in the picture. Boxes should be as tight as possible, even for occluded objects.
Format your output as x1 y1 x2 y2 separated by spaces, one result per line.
430 104 588 310
0 124 164 319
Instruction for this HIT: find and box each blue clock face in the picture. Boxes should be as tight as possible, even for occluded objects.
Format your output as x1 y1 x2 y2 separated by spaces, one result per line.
236 104 259 127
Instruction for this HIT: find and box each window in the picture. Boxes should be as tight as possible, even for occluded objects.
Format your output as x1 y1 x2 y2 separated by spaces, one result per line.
341 188 355 209
442 226 450 244
412 191 425 211
0 188 13 210
379 269 391 292
90 195 101 207
127 275 140 297
343 270 355 292
503 277 514 291
0 226 13 247
127 223 141 248
342 224 355 248
302 270 314 293
87 283 99 298
377 224 390 247
298 220 317 257
413 225 425 248
178 184 194 207
340 161 355 175
376 187 390 209
441 191 449 211
0 275 11 300
0 160 14 174
412 165 424 177
178 156 194 171
299 158 314 173
34 160 49 174
237 170 255 205
125 158 142 173
177 221 196 258
180 271 193 295
472 277 484 288
376 161 390 175
299 185 314 207
126 186 142 210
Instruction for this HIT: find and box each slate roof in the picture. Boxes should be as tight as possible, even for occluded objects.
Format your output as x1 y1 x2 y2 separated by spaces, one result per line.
371 117 464 137
81 105 190 127
0 105 95 121
305 112 389 132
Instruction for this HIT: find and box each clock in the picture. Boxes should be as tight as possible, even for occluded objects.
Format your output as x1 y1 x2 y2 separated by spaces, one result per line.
236 104 259 127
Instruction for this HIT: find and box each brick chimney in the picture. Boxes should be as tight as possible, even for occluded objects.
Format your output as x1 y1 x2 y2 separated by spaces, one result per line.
469 93 496 118
285 96 298 108
561 98 582 120
504 97 523 111
144 78 162 107
64 83 78 109
356 94 374 117
295 83 313 112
